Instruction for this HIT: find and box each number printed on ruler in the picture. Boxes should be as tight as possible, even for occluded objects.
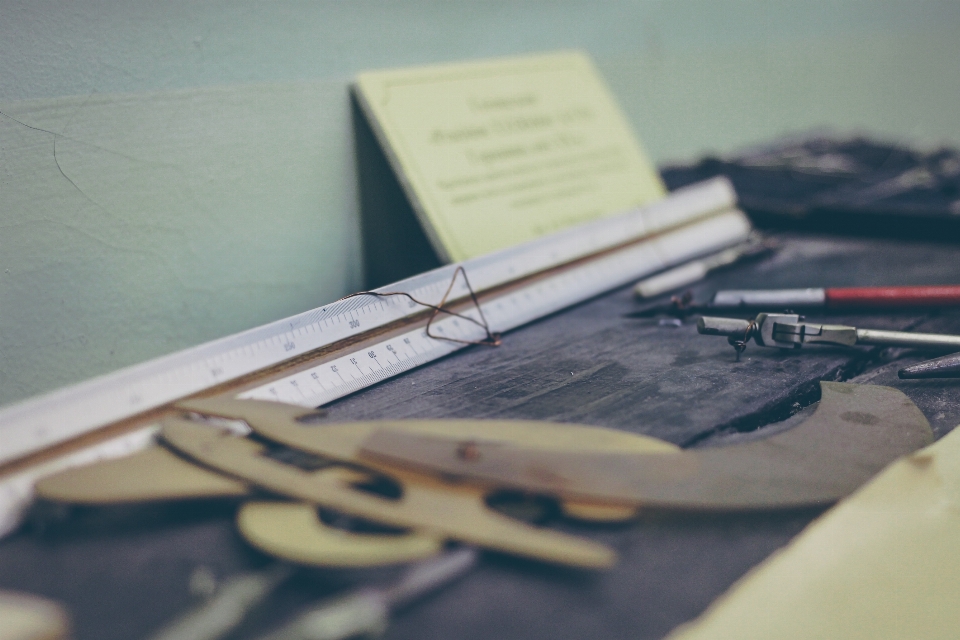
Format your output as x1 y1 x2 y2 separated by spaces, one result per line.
240 319 470 406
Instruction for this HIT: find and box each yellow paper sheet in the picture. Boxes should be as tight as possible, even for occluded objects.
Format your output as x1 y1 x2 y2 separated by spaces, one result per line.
667 425 960 640
354 51 665 262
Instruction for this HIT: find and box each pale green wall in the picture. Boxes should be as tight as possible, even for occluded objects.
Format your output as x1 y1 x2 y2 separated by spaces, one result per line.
2 0 959 407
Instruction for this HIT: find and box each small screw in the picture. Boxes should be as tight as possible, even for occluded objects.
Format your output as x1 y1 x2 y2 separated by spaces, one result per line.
456 441 481 462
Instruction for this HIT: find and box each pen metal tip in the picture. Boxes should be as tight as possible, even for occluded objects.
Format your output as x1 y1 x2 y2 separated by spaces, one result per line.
898 351 960 379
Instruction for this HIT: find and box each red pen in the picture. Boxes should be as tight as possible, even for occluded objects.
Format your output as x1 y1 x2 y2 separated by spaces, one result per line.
710 285 960 309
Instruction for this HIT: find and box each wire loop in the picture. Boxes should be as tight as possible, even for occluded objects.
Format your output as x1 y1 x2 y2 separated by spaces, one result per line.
336 266 501 348
727 319 757 361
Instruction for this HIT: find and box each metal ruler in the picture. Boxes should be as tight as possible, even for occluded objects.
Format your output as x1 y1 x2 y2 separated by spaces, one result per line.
0 178 748 534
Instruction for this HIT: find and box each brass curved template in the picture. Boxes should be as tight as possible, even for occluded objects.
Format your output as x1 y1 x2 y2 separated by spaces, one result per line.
358 382 934 511
237 500 442 567
160 419 616 569
35 445 249 504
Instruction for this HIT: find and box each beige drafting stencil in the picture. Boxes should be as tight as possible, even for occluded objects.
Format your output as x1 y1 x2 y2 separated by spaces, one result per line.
358 383 933 510
238 498 443 568
35 445 249 504
176 397 677 459
160 418 615 568
0 590 70 640
177 396 679 521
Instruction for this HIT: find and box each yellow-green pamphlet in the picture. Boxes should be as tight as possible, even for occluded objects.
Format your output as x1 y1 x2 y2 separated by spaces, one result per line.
354 51 666 262
667 424 960 640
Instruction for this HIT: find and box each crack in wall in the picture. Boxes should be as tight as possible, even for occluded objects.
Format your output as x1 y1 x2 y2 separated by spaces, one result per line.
0 103 103 210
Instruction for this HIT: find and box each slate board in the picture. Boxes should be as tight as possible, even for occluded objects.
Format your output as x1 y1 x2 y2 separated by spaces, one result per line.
1 234 959 640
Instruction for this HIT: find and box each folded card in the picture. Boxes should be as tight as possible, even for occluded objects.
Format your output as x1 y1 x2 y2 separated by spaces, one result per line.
354 51 666 262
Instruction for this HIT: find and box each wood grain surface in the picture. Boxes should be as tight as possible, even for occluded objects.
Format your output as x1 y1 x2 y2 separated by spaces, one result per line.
1 233 959 640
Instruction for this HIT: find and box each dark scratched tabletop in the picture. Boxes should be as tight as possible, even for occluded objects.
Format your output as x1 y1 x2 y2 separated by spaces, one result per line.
2 233 960 640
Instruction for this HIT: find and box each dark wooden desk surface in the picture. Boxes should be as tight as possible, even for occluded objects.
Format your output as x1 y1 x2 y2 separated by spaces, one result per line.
2 233 959 640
